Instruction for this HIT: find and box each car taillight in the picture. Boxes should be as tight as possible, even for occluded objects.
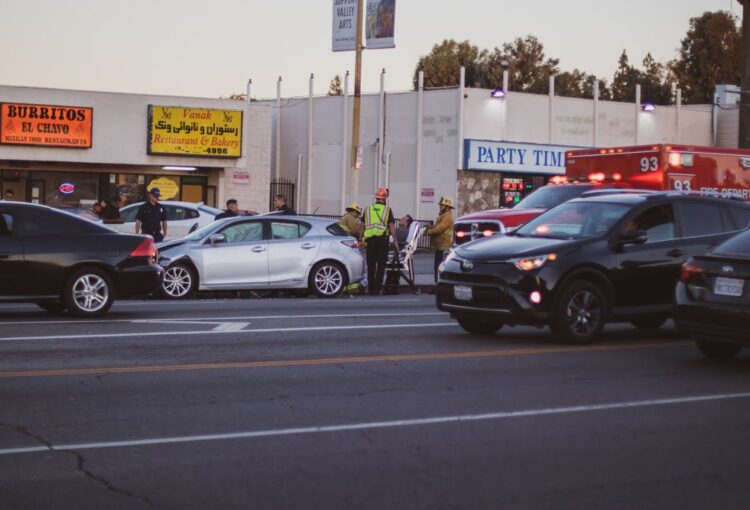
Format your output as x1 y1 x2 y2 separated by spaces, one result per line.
456 231 466 238
131 238 157 261
483 230 494 237
680 262 704 285
341 239 359 249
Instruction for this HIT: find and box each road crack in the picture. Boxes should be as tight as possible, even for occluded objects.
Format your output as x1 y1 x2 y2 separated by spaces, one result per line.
0 422 156 508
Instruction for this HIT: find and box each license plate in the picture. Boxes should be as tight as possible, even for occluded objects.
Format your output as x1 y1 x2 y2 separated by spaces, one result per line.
714 277 744 297
454 285 473 301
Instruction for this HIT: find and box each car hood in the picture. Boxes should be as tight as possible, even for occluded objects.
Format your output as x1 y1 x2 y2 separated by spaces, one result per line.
456 234 579 261
457 208 546 222
157 239 189 252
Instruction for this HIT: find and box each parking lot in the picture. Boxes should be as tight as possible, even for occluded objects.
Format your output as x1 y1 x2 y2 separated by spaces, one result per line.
1 295 749 509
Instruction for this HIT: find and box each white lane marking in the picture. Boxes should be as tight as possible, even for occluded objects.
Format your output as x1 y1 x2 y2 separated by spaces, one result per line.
0 312 445 327
212 322 250 332
0 323 456 343
2 391 749 457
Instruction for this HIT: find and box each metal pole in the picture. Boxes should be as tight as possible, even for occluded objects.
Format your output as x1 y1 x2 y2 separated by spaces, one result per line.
275 76 282 180
378 68 386 186
415 70 424 220
593 80 599 147
548 75 555 144
341 71 350 211
675 88 682 143
246 79 252 104
502 70 509 141
740 0 750 148
457 66 465 170
385 152 392 191
635 84 641 145
351 0 364 202
307 73 314 214
296 154 303 213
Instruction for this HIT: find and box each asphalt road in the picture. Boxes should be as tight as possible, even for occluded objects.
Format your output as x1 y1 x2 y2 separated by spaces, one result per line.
0 296 749 509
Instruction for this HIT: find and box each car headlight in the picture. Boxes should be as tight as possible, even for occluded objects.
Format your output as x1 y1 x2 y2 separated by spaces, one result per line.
444 250 458 263
509 254 557 271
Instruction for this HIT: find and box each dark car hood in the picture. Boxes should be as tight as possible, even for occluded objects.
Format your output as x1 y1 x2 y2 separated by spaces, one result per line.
456 234 579 261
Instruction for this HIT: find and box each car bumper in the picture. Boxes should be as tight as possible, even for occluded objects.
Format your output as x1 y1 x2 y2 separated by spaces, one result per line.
674 285 750 345
115 264 164 297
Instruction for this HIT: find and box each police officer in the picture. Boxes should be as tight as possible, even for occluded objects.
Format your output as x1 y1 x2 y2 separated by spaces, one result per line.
363 188 399 295
425 196 455 282
135 188 168 242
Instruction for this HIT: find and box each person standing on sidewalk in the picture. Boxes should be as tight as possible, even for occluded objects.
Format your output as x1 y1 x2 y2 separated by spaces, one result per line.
425 196 455 282
363 188 399 295
339 202 364 242
135 188 168 242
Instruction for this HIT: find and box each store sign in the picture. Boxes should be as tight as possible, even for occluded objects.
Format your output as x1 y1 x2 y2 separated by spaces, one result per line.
147 105 242 158
0 103 93 148
232 171 250 185
464 140 576 175
147 177 179 200
59 183 76 195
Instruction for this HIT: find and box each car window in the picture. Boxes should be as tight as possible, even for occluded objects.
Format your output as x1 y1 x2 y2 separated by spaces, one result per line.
166 205 191 222
21 208 106 235
0 213 12 235
515 185 592 210
326 223 349 236
678 202 725 237
120 206 138 223
271 221 311 240
713 229 750 257
220 221 263 243
627 204 675 243
726 205 750 230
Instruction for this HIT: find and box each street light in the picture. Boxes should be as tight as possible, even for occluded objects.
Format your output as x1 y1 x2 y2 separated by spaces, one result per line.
490 58 511 99
642 102 656 112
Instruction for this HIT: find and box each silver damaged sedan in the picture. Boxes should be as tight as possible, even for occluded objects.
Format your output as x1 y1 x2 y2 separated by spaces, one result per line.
157 216 364 298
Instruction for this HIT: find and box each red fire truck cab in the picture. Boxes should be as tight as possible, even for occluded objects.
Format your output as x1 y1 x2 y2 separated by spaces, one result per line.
566 144 750 200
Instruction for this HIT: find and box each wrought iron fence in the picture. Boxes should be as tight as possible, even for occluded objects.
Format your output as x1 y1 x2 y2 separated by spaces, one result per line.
269 178 296 213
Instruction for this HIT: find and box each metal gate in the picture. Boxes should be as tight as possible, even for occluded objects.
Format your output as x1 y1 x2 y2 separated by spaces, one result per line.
269 178 296 212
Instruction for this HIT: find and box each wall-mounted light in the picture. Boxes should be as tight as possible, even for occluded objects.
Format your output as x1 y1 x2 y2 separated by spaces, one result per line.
490 88 506 99
641 102 656 112
161 166 197 171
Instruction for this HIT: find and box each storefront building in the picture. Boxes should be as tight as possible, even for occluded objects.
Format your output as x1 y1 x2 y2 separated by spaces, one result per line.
0 86 272 213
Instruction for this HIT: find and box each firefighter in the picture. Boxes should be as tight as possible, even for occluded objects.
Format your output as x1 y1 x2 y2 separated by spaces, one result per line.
425 196 455 282
339 202 364 242
363 188 399 296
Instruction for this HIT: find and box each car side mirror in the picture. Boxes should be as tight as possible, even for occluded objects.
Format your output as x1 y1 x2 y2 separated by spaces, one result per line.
619 229 648 246
209 233 226 245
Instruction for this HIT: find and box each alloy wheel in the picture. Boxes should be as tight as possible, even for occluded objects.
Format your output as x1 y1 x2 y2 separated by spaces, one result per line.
163 266 193 298
314 264 344 296
566 290 602 337
72 274 109 313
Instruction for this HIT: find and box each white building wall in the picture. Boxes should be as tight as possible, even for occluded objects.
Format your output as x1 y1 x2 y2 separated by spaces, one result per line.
717 108 740 148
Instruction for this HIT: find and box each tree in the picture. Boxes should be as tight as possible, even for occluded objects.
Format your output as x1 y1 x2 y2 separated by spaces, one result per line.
554 69 611 99
611 51 673 104
670 10 741 103
611 51 641 102
412 39 484 89
499 35 560 94
328 75 344 96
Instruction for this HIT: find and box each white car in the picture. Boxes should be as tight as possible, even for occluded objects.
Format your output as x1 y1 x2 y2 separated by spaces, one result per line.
113 201 222 240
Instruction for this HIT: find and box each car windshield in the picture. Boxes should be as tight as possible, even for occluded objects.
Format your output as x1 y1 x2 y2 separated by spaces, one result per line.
515 201 630 240
185 221 224 241
713 230 750 258
515 185 592 210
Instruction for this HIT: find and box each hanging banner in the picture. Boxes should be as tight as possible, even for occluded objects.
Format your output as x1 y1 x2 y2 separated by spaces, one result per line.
147 105 243 158
0 103 93 148
365 0 396 49
332 0 358 52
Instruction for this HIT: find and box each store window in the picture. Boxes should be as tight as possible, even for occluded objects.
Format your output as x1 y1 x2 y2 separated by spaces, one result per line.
38 172 99 208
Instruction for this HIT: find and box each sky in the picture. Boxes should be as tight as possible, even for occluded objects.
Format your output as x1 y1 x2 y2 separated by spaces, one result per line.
0 0 741 100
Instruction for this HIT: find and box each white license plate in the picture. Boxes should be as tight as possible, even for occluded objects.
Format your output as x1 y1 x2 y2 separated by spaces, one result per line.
454 285 473 301
714 277 744 297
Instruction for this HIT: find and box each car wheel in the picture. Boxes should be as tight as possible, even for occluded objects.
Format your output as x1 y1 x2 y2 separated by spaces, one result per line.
161 264 197 299
630 316 668 331
64 267 114 317
552 281 607 344
36 301 66 313
310 261 346 298
696 340 741 360
457 317 504 335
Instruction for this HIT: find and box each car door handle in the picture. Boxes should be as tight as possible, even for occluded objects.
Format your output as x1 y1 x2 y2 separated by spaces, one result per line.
301 243 316 250
251 246 267 253
667 249 684 258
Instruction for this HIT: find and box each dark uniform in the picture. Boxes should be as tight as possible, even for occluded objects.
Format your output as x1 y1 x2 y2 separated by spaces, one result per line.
276 204 296 215
215 210 238 221
135 201 167 242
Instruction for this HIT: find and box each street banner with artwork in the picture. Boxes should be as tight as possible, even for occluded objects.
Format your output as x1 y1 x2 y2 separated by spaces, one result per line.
365 0 395 49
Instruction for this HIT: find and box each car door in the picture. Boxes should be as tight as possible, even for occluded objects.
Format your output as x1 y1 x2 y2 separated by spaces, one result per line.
199 219 268 288
267 220 319 286
675 200 741 258
0 210 26 296
609 202 686 308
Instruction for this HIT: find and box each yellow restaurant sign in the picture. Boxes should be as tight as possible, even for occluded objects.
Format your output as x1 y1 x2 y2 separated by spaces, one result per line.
147 105 242 158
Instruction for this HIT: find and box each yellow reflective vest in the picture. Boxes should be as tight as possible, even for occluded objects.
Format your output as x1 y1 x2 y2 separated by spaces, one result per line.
363 203 392 239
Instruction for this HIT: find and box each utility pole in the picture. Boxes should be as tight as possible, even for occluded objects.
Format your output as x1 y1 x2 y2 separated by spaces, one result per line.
740 0 750 148
350 0 364 201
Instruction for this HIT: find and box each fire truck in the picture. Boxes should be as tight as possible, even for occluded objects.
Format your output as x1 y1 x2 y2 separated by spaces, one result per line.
565 144 750 200
452 144 750 247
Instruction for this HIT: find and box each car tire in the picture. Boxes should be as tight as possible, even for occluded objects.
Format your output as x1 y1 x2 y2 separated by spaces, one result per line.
64 267 114 318
161 263 197 299
696 340 741 360
630 316 668 331
457 317 504 335
309 261 347 298
36 301 66 313
552 280 607 344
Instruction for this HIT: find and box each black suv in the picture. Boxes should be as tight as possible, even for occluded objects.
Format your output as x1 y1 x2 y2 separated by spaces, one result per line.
436 191 750 343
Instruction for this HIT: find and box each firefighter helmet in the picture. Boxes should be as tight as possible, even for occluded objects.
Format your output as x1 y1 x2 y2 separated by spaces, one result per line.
346 202 363 215
439 196 455 208
375 188 389 200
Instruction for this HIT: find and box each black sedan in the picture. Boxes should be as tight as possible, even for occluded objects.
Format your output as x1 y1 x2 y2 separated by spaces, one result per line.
675 229 750 360
436 192 750 343
0 202 163 316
